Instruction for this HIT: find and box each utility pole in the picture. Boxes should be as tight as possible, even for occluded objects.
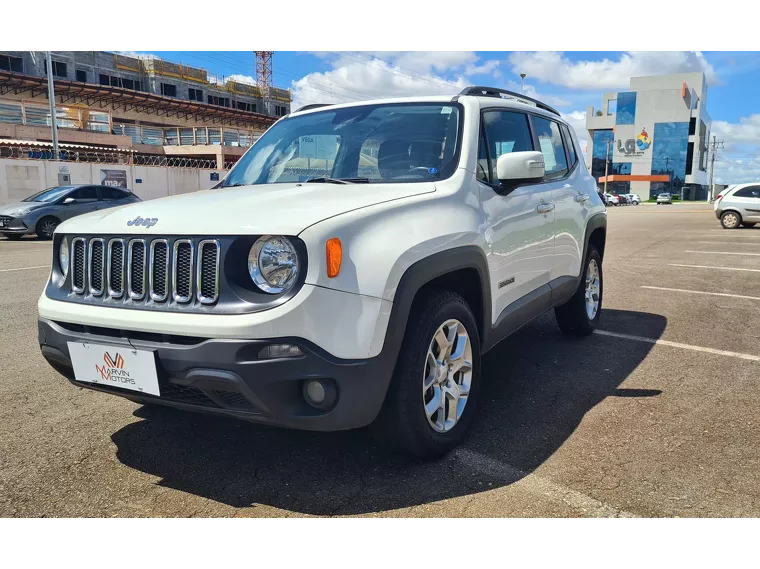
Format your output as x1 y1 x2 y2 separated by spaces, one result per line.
45 51 59 161
707 135 724 202
603 139 612 194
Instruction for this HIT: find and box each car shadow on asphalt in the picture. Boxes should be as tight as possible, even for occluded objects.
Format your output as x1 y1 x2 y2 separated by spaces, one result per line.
111 308 666 516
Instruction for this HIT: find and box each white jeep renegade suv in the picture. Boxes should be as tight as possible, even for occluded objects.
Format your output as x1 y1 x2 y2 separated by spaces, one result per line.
38 87 606 458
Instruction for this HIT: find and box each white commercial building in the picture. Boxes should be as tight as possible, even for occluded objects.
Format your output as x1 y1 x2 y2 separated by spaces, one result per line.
586 73 711 200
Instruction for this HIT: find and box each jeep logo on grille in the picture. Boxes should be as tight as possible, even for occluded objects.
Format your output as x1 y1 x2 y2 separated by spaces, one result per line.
127 216 158 228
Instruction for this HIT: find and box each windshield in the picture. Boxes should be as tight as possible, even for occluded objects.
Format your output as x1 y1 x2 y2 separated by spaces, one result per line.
222 102 462 187
22 186 75 203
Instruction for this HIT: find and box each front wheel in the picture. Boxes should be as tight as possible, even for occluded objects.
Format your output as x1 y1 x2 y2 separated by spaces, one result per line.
372 290 481 459
555 246 603 336
36 217 60 240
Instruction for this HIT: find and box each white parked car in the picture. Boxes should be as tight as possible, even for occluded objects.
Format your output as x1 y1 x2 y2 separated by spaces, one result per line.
625 193 641 205
37 87 607 458
656 193 673 204
605 193 620 206
714 183 760 229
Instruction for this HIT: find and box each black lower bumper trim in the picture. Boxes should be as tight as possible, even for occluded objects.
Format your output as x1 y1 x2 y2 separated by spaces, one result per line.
38 318 395 431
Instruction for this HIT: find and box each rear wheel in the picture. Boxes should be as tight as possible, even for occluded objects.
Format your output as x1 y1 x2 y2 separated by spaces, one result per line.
372 290 481 459
721 211 742 229
555 246 603 336
36 216 60 240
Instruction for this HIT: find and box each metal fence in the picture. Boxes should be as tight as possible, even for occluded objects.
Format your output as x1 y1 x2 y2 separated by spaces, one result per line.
0 145 230 170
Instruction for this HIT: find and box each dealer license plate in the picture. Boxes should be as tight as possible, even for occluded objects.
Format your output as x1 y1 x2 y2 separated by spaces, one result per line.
67 342 160 396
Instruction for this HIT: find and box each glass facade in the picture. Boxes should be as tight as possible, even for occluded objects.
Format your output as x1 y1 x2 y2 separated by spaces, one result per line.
612 162 631 175
651 122 689 199
591 129 614 181
616 92 637 125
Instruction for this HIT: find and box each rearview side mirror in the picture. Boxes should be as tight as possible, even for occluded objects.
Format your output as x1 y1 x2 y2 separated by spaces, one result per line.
63 197 76 205
496 151 545 194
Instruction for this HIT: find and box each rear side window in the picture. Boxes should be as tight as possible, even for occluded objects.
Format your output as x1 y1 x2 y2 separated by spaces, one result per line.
560 124 578 168
733 186 760 198
69 186 98 201
99 187 129 200
532 116 569 181
480 110 533 184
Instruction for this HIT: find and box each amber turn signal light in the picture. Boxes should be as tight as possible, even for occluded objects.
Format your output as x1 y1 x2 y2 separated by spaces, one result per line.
326 238 342 278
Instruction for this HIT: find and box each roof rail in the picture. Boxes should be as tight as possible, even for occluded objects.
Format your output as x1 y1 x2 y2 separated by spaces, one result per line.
457 86 560 117
295 103 333 113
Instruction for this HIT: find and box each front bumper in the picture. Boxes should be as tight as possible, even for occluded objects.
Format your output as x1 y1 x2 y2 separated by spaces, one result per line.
38 318 396 431
0 217 30 235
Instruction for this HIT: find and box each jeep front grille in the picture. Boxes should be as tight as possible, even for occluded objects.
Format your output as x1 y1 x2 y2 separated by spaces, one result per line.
65 236 220 309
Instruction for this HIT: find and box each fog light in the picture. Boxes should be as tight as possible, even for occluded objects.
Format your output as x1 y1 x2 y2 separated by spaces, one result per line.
302 378 337 410
258 344 303 359
305 380 326 405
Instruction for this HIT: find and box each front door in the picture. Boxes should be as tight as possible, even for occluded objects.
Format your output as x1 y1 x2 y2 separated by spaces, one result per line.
58 186 99 222
732 185 760 222
478 109 555 325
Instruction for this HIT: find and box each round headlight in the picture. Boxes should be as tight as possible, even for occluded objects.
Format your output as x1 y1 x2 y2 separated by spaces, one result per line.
59 237 69 280
248 236 299 294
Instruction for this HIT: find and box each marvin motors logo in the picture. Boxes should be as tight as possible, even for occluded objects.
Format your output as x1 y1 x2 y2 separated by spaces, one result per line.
95 352 135 385
127 216 158 228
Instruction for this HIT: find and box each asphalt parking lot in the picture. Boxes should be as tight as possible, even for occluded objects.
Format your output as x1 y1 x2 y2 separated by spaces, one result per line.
2 202 759 517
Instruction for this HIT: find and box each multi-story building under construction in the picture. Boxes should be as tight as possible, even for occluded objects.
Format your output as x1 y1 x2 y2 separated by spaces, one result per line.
0 51 292 170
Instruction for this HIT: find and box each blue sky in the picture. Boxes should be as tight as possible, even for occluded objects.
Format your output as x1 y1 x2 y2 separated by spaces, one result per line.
138 51 760 183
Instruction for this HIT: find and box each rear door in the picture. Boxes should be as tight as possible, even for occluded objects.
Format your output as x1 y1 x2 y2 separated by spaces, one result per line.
731 185 760 221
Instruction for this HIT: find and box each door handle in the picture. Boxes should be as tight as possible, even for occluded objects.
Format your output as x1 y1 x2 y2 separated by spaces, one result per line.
574 192 589 203
537 203 555 214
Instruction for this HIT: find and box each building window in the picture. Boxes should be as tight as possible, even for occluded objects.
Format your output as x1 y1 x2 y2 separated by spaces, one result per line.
651 122 690 198
0 54 23 73
688 117 696 136
52 61 67 78
237 101 255 112
161 83 177 97
207 95 230 107
75 69 87 83
686 142 694 176
189 88 203 101
591 130 614 181
615 92 637 125
99 74 110 86
612 162 631 175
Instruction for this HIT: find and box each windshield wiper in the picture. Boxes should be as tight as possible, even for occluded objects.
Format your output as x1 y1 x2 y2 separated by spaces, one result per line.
304 177 369 184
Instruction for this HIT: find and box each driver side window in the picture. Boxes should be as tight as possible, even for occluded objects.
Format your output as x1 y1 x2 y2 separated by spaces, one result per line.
479 110 534 184
67 186 97 202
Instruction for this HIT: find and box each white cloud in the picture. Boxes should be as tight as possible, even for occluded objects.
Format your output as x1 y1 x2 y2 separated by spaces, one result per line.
705 115 760 184
226 74 256 85
465 59 501 76
290 54 475 109
508 51 718 90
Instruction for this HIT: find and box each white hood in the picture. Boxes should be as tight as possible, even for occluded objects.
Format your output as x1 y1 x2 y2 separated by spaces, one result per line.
56 182 436 236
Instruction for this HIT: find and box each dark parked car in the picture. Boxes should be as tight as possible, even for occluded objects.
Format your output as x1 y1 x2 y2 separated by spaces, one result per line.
0 184 141 240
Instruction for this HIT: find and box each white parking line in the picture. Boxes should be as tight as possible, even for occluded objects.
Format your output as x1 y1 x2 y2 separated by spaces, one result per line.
668 263 760 273
641 285 760 301
685 250 760 256
453 449 637 517
0 265 48 273
696 241 760 246
595 329 760 362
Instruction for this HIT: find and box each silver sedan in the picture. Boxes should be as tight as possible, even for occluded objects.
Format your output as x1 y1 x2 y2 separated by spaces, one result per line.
0 184 141 240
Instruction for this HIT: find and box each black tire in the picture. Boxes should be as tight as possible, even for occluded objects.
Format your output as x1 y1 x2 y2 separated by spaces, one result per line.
3 234 23 240
554 246 603 336
36 216 60 240
372 290 481 459
721 211 742 229
742 222 756 228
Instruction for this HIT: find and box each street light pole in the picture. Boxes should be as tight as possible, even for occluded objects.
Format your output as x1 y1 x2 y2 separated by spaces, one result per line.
520 73 526 94
603 139 611 195
45 51 60 161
